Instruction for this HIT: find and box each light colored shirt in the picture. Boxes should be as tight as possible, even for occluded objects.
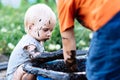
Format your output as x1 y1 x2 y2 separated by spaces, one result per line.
6 34 44 80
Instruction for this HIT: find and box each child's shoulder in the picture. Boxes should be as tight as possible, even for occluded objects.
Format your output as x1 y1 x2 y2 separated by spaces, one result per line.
21 34 36 43
17 34 38 48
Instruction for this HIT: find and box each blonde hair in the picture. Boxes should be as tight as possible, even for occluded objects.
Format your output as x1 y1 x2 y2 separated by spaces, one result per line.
24 3 56 33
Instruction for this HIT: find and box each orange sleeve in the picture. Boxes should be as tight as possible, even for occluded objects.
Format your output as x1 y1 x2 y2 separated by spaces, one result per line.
57 0 75 32
57 0 120 32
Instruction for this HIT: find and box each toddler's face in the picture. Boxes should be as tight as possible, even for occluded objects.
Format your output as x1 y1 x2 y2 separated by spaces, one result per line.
38 25 54 41
29 22 54 42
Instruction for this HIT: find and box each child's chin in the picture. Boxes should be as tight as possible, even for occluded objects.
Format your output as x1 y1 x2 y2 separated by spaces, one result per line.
46 37 50 40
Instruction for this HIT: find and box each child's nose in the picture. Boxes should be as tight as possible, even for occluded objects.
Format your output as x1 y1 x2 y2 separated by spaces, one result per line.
47 31 51 37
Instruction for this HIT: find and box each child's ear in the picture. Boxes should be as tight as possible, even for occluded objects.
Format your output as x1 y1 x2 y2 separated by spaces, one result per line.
28 23 34 30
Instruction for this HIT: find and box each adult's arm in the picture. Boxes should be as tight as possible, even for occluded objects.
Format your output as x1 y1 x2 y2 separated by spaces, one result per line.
61 27 78 72
56 0 78 72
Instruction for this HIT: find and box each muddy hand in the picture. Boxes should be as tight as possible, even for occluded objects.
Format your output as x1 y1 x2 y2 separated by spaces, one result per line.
65 50 78 72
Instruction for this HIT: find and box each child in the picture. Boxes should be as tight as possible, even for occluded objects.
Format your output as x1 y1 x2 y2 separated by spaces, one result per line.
6 3 56 80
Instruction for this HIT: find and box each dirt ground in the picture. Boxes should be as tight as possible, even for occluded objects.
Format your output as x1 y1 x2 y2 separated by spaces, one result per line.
0 70 7 80
0 54 9 80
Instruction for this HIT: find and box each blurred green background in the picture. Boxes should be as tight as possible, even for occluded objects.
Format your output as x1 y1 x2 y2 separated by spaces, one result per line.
0 0 92 56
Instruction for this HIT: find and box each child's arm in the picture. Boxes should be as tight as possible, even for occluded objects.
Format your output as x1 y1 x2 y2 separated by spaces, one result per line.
23 44 63 65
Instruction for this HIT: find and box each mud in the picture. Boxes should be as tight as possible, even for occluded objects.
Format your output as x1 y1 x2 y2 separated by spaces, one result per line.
39 59 86 73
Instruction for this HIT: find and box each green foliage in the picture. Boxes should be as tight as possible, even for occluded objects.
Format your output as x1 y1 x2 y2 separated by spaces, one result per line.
0 2 25 55
0 0 92 56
